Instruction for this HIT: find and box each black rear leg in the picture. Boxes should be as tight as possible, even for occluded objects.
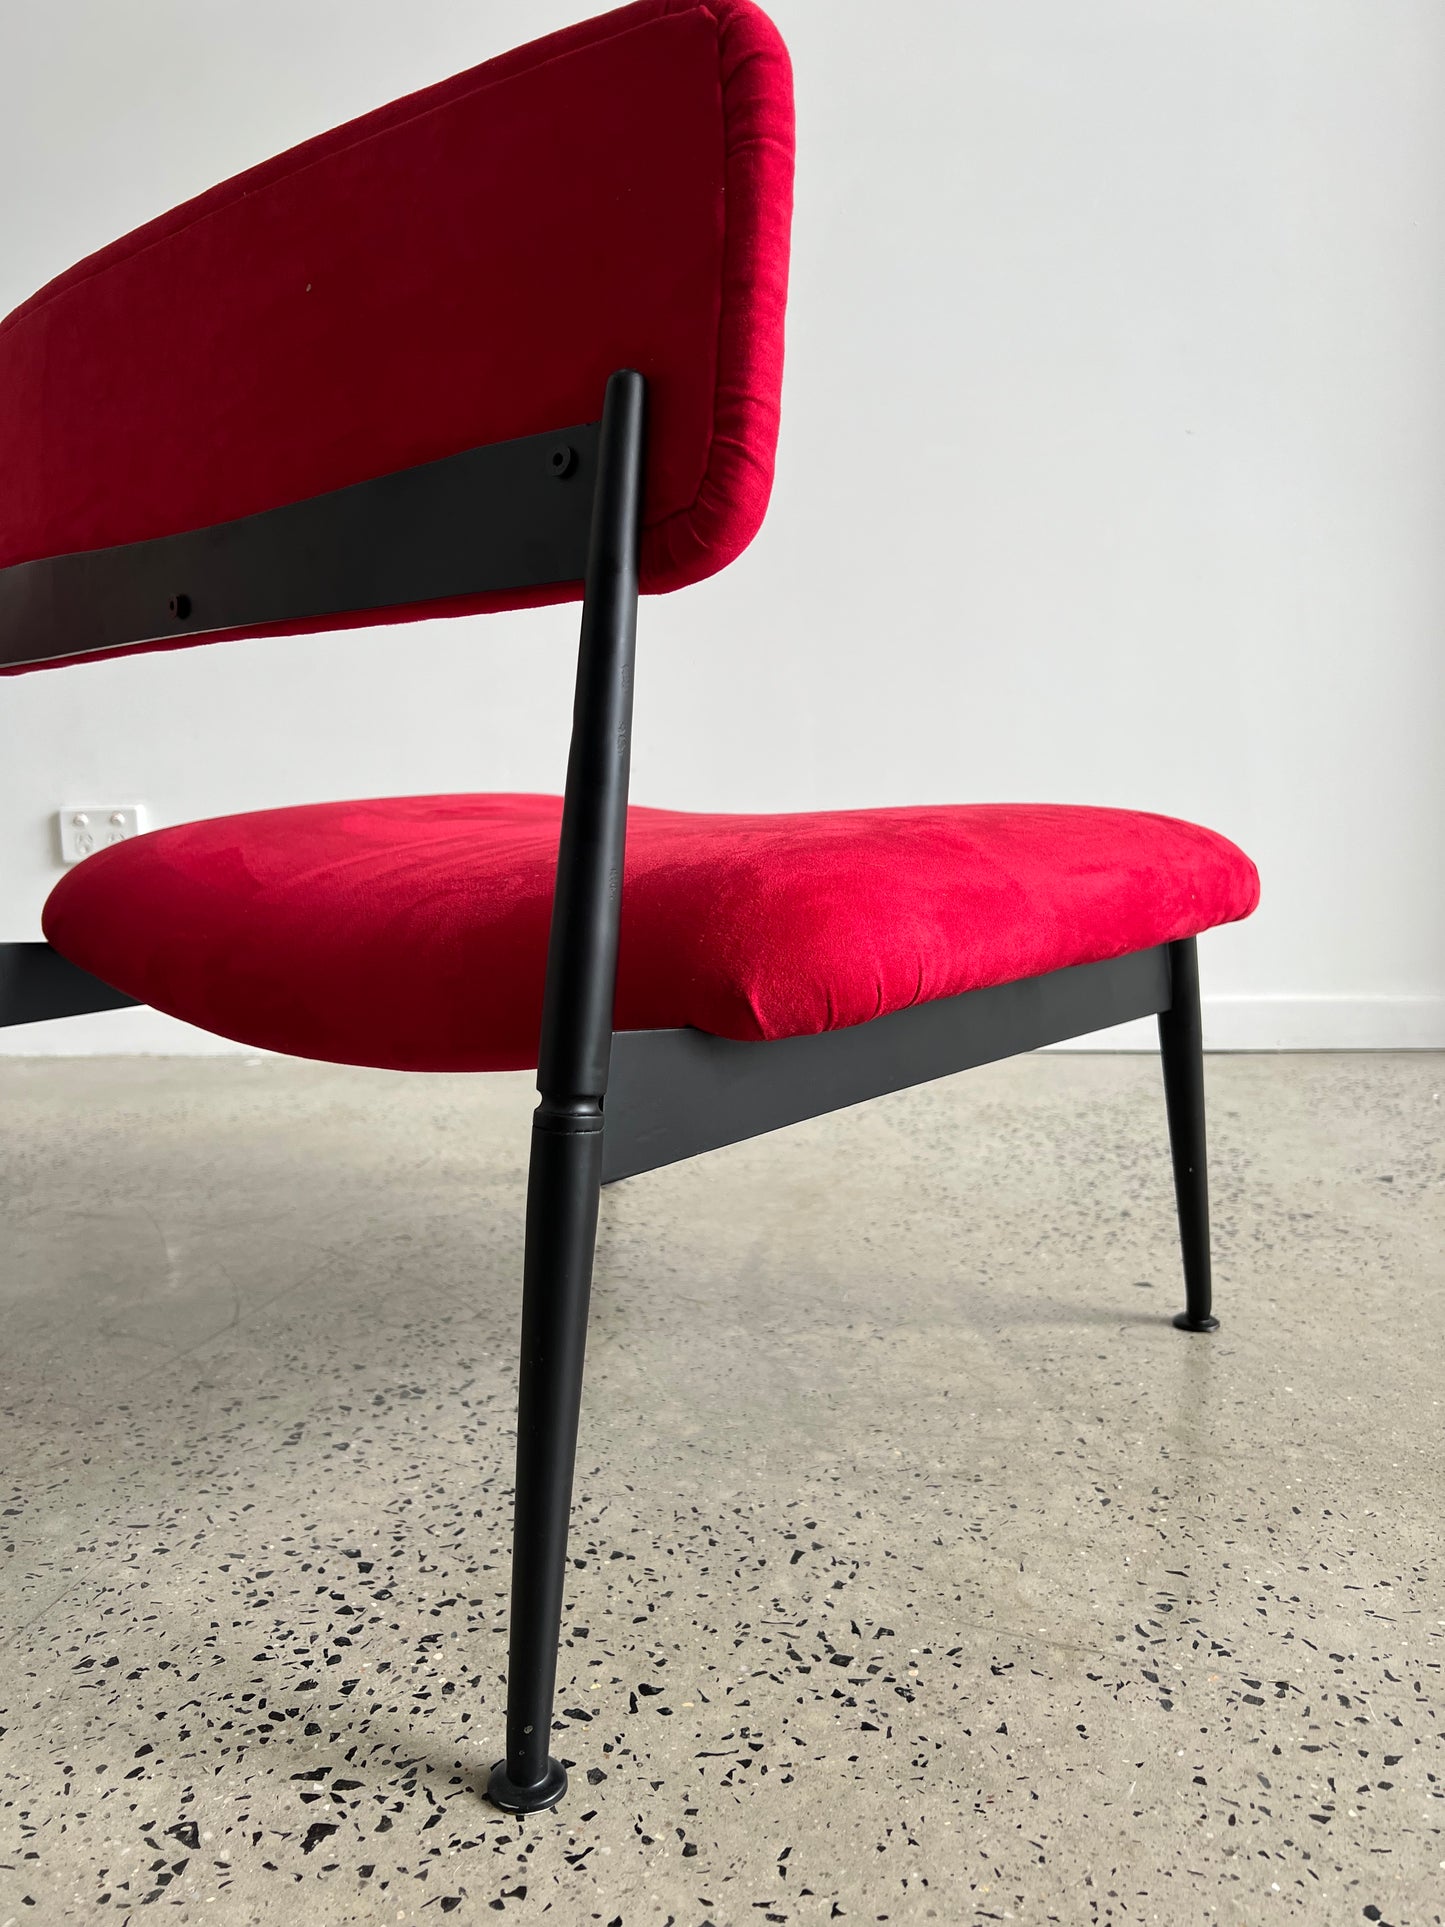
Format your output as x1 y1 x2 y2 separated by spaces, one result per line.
1157 937 1219 1333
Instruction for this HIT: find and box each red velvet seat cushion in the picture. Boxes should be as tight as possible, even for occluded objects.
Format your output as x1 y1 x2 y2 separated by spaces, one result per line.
43 796 1259 1071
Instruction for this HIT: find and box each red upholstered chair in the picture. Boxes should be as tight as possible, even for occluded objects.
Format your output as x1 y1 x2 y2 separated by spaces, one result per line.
0 0 1257 1814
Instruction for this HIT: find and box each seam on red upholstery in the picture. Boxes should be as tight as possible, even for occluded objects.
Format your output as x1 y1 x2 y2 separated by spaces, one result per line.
644 5 729 547
0 5 707 345
0 0 792 617
642 0 792 583
0 6 734 543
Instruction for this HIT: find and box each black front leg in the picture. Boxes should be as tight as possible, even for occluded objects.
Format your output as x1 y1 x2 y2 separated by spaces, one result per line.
1157 936 1220 1333
486 369 645 1813
486 1116 604 1812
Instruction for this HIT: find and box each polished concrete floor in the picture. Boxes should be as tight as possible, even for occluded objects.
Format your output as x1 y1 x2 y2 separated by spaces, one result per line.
0 1051 1440 1927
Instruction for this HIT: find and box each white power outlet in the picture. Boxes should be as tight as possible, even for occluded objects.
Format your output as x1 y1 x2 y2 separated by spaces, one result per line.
57 804 147 864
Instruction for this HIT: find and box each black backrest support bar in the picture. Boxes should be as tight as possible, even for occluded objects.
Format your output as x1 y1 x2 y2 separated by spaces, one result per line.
0 422 601 671
536 370 646 1116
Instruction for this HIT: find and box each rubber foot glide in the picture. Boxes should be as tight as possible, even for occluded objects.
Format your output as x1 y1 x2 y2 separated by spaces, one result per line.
486 1755 568 1813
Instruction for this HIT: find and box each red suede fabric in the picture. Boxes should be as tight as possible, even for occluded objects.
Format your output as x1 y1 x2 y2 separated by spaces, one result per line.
0 0 794 672
43 796 1260 1071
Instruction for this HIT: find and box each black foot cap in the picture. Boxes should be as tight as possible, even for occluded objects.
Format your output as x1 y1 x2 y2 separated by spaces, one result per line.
486 1756 567 1814
1173 1311 1220 1334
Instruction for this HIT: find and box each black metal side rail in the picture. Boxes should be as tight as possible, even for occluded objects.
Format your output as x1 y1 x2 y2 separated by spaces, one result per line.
1 939 1176 1133
0 941 138 1025
601 944 1173 1182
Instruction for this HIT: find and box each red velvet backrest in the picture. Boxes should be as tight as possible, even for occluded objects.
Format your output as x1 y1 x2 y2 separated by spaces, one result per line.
0 0 793 665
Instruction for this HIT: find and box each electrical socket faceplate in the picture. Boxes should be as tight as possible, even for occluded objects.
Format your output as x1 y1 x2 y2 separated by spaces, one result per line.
57 805 146 864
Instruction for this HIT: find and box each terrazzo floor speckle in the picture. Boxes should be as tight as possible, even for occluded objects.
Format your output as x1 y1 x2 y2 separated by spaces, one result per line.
0 1050 1440 1926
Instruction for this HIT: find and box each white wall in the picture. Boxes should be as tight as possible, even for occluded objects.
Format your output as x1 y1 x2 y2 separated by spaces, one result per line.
3 0 1443 1053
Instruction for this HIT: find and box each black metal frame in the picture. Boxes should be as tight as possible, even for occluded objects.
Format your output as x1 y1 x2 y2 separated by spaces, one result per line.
0 423 599 670
0 941 138 1026
1 367 1220 1819
603 945 1172 1184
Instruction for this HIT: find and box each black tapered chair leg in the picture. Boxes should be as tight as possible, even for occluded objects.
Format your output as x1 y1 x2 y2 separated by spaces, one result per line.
486 1112 605 1813
1157 936 1219 1333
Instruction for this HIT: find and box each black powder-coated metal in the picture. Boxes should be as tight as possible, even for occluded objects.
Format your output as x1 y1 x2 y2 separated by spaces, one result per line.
0 422 600 671
0 940 139 1027
1157 936 1219 1332
486 1125 604 1816
534 385 644 1109
486 370 646 1818
601 946 1173 1185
